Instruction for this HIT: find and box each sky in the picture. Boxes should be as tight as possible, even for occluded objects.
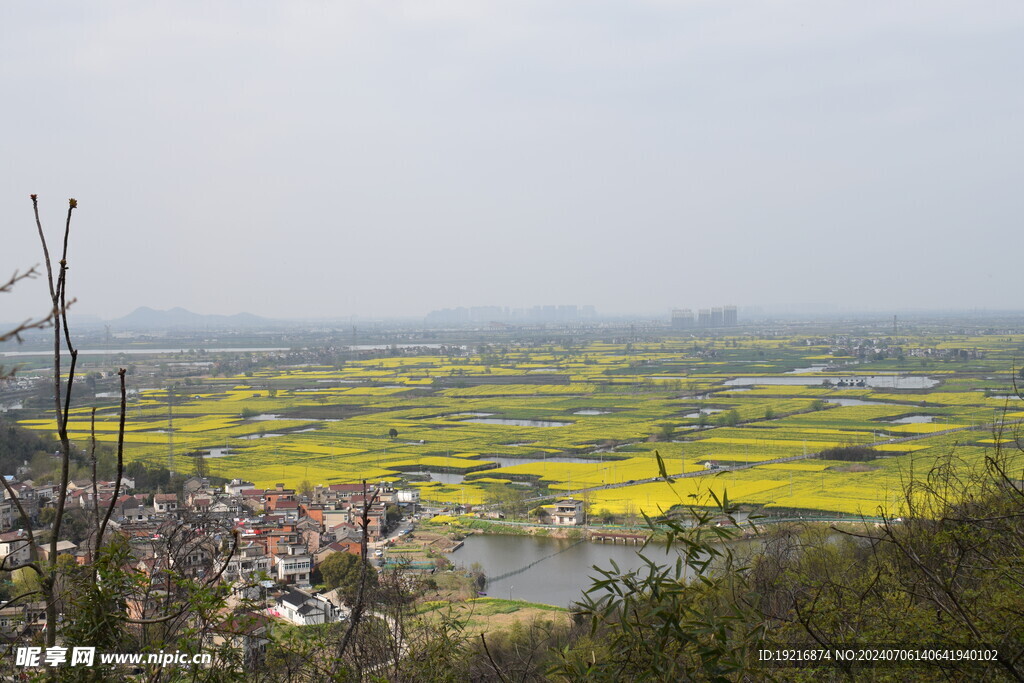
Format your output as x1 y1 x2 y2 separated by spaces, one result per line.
2 2 1023 322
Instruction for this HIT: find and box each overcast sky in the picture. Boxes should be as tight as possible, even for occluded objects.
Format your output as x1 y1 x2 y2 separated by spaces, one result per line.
2 2 1023 322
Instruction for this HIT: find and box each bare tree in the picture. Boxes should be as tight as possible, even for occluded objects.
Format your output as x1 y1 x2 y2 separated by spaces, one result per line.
0 196 89 649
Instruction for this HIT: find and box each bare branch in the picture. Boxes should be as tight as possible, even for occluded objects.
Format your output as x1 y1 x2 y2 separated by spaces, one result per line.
0 475 40 569
335 480 381 666
0 589 42 608
480 633 511 683
0 265 38 294
91 407 100 534
123 530 239 625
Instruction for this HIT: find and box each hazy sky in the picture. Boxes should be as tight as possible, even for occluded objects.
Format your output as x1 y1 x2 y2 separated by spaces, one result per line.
2 2 1023 322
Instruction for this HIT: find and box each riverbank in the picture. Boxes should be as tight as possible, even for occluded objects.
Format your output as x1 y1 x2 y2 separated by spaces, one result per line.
423 512 886 551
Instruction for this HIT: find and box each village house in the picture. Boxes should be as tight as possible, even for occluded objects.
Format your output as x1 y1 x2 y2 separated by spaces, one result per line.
35 540 77 563
224 479 257 496
274 588 340 626
295 516 322 554
541 499 584 526
0 601 46 636
264 483 296 509
115 494 152 522
274 544 313 586
224 542 272 585
0 529 31 569
314 531 362 563
0 498 14 531
182 476 212 495
208 613 271 667
267 498 300 522
153 493 180 515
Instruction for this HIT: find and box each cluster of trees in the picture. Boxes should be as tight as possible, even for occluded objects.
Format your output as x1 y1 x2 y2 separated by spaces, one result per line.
0 420 60 477
817 445 882 462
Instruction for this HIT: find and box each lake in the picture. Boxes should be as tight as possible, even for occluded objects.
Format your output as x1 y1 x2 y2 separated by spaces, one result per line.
450 534 672 607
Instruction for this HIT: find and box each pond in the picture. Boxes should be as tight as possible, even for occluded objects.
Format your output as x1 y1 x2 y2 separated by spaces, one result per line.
426 471 466 485
418 455 606 484
573 409 611 415
682 408 724 418
889 415 935 424
481 455 607 469
463 418 572 428
827 398 903 407
784 365 829 374
450 534 670 607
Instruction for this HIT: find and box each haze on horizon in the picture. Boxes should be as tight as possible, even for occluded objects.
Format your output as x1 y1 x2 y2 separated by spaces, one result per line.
2 2 1023 323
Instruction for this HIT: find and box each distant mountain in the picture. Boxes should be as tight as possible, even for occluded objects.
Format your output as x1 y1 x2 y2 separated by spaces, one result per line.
111 307 277 330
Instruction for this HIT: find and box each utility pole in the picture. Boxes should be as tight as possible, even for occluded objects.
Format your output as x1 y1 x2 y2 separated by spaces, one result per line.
167 383 175 477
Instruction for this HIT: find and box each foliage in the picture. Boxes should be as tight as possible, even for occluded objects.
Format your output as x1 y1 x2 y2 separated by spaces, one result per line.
318 552 378 606
552 454 766 680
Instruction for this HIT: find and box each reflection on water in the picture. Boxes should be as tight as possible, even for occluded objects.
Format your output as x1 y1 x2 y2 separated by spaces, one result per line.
451 535 661 607
426 471 465 485
724 375 938 388
464 418 572 427
785 365 829 374
483 455 607 469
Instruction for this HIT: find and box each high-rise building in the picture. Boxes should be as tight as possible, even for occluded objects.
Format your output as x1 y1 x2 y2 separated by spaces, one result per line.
711 308 724 327
671 309 694 329
724 305 738 326
697 309 712 327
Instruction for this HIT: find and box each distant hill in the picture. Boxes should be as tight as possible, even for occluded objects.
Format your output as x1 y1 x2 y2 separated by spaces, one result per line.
111 307 277 330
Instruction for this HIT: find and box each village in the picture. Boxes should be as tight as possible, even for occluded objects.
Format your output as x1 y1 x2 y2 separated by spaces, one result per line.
0 466 600 662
